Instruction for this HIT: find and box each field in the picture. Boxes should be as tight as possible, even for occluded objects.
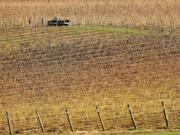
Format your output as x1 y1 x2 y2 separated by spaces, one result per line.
0 0 180 135
0 0 180 28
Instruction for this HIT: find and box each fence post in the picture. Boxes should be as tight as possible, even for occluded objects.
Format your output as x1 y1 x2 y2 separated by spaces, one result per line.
36 111 44 132
41 18 46 27
6 112 13 135
161 101 169 128
127 104 137 129
28 17 32 27
96 106 105 131
66 109 74 132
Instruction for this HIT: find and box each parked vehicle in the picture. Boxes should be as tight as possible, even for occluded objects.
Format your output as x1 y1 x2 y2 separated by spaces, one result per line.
47 17 70 26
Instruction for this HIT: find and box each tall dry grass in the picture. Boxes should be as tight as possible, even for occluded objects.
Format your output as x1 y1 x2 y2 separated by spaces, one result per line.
0 0 180 27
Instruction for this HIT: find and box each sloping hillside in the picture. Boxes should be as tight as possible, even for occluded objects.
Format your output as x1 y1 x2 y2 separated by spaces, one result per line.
0 27 179 134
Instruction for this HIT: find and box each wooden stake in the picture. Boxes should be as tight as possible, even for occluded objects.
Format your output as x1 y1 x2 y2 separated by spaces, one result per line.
96 106 105 131
127 104 137 129
66 109 74 132
161 101 169 128
36 111 44 132
6 112 13 135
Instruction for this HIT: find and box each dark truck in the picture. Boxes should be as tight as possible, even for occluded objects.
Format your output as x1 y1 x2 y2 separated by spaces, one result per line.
47 17 70 26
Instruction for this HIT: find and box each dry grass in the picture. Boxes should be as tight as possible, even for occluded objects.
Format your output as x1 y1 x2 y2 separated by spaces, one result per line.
0 0 180 28
0 26 179 134
0 0 180 134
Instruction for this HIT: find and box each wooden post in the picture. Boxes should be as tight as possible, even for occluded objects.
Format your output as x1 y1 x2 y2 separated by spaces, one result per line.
36 111 44 132
96 106 105 131
41 18 43 26
66 109 74 132
161 101 169 128
6 112 13 135
28 17 32 27
41 17 46 27
127 104 137 129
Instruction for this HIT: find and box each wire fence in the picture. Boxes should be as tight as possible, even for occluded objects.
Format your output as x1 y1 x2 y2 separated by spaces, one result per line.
0 17 179 35
0 15 179 135
0 100 180 134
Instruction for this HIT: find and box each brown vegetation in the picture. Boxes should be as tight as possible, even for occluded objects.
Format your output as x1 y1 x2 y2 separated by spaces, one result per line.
0 0 180 27
0 26 179 134
0 0 180 134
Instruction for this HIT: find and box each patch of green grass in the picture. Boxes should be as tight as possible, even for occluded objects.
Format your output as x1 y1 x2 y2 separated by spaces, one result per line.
70 25 151 35
0 24 151 52
0 24 171 53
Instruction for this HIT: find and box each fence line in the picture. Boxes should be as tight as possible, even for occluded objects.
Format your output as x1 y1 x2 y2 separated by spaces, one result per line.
0 17 179 34
1 101 179 135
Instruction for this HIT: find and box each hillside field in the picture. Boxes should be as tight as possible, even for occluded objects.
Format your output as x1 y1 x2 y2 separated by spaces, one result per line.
0 0 180 135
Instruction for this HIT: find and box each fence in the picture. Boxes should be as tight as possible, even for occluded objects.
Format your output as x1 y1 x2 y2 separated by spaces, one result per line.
0 17 179 34
0 14 180 135
0 101 180 134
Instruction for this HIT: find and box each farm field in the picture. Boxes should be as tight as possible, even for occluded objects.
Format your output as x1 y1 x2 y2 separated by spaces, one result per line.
0 25 179 135
0 0 180 135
